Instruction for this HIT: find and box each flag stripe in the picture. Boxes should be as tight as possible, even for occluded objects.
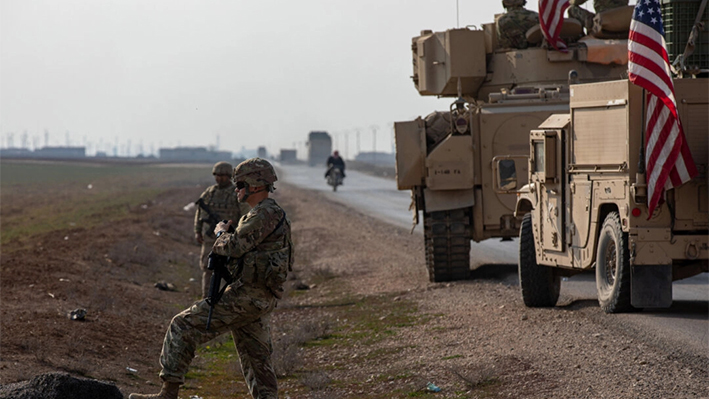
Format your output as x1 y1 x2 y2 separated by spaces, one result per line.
646 101 679 200
538 0 569 50
645 97 673 173
627 31 673 86
628 0 697 218
629 73 677 116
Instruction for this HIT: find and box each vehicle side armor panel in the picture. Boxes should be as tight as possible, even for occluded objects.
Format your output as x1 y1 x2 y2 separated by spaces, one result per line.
425 134 474 190
394 119 426 190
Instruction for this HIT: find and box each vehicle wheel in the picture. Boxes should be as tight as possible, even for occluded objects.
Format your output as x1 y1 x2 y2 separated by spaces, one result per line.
595 212 635 313
423 208 471 282
518 213 560 307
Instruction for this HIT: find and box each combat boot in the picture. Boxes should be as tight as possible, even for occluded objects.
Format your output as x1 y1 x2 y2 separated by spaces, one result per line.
128 381 180 399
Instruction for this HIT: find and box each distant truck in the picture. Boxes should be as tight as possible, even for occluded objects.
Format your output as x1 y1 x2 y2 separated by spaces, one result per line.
308 131 332 167
511 79 708 313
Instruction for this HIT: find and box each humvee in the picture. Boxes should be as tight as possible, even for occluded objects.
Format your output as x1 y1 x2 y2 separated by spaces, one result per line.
511 78 708 312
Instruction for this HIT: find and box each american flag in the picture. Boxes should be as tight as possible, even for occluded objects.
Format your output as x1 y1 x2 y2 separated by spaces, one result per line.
628 0 697 217
538 0 570 51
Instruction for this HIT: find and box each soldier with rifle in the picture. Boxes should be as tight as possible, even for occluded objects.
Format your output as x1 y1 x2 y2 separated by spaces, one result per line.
130 158 293 399
194 161 249 298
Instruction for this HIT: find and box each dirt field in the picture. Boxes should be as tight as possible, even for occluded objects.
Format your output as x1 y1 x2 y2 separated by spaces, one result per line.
1 161 707 398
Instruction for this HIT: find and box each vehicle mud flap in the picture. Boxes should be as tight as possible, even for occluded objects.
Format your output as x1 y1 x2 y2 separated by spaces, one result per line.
631 264 672 308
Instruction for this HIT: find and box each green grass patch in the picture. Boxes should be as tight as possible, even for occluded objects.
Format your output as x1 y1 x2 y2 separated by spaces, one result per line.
186 337 238 381
200 337 237 362
301 333 339 348
0 160 210 248
1 187 162 245
346 295 421 343
0 160 207 187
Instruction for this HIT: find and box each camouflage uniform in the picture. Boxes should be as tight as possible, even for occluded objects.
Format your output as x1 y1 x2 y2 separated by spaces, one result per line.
496 0 539 49
158 158 292 399
194 182 248 298
568 0 629 31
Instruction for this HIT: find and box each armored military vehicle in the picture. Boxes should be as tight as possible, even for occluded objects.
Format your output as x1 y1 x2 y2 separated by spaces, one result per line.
509 0 708 313
395 14 630 282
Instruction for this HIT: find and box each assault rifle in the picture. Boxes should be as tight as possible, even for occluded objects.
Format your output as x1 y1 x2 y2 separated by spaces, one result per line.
205 221 235 331
195 198 221 238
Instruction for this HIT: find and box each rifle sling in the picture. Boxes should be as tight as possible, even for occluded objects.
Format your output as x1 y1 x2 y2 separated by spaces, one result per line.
196 198 221 223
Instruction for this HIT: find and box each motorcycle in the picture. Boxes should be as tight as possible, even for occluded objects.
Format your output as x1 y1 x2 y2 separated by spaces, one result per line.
327 167 343 192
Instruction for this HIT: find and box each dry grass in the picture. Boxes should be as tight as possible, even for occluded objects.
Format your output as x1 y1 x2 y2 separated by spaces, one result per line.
272 317 333 377
300 370 332 391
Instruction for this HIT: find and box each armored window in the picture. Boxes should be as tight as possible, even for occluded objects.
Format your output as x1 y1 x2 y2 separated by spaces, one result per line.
533 141 544 173
498 159 517 190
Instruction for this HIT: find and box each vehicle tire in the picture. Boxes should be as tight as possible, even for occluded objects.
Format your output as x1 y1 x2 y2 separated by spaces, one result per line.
518 213 560 307
595 211 635 313
423 208 471 282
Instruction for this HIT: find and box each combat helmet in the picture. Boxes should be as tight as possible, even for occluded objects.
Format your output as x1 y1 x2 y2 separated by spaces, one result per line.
233 158 278 189
502 0 526 7
212 161 233 175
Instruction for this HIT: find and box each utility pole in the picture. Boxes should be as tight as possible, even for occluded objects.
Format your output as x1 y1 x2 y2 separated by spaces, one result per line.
356 129 360 158
371 125 378 164
344 131 349 160
371 125 377 153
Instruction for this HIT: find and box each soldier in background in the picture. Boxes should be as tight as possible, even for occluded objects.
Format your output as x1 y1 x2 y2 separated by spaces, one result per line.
496 0 539 49
194 161 248 298
568 0 629 32
130 158 292 399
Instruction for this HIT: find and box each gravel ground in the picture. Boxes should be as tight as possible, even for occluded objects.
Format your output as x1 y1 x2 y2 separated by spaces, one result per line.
1 181 706 398
274 183 709 399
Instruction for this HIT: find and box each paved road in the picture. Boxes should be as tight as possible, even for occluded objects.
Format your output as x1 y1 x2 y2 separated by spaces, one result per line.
279 163 709 354
279 164 518 264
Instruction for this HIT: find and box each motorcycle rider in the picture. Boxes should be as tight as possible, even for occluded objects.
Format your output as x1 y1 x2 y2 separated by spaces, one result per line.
324 150 346 180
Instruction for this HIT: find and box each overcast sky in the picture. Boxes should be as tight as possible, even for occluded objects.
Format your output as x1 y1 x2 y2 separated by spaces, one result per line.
1 0 599 158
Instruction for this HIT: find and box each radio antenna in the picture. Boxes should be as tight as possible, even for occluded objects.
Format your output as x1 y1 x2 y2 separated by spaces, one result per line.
456 0 460 28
